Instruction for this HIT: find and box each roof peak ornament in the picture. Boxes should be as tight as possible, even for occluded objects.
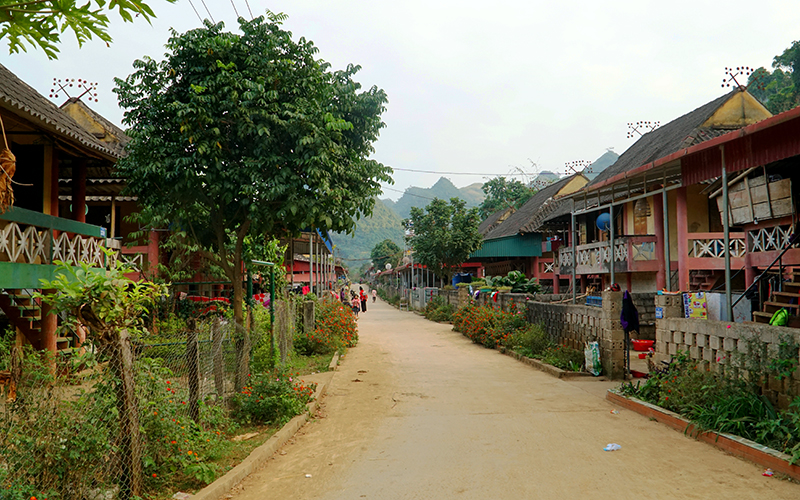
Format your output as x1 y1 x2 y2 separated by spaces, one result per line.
627 121 660 139
50 78 99 102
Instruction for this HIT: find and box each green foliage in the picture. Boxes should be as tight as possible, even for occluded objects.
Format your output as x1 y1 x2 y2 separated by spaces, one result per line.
0 0 175 59
423 295 455 322
371 238 402 272
294 298 358 355
404 198 483 284
478 177 536 219
540 344 584 372
748 40 800 114
484 271 541 294
114 14 392 327
619 352 800 465
451 303 526 349
230 372 316 426
37 249 167 343
505 323 552 358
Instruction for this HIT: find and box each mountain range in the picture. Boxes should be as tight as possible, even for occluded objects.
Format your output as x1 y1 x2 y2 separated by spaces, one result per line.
330 177 486 264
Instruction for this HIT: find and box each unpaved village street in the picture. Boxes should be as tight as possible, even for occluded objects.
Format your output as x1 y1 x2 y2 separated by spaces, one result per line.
227 297 799 499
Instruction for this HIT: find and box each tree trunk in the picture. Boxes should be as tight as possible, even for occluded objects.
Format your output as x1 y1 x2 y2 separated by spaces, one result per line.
108 329 143 499
232 261 251 392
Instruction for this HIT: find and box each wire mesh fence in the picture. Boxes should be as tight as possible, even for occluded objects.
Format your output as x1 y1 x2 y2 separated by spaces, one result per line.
0 312 275 500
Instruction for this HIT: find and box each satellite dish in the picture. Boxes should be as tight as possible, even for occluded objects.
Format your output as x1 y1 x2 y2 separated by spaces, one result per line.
385 263 392 270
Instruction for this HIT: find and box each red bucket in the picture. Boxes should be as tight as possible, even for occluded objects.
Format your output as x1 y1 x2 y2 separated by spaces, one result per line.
631 339 655 352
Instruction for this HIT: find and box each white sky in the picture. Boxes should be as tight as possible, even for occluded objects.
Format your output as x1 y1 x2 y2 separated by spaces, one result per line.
2 0 799 200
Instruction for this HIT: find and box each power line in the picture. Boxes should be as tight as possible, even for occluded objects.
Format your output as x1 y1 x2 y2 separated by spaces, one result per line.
243 0 254 18
186 0 203 23
391 167 534 176
382 186 436 200
199 0 215 22
229 0 239 18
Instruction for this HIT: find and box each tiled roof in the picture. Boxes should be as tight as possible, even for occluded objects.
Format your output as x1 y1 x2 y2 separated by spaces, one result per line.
484 175 578 240
478 207 514 236
585 90 737 189
61 97 129 158
0 63 121 159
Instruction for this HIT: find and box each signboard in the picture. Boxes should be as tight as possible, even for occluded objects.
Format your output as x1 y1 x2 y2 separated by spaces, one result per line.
683 292 708 320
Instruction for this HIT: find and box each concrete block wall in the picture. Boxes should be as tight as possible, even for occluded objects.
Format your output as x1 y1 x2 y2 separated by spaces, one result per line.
655 309 800 408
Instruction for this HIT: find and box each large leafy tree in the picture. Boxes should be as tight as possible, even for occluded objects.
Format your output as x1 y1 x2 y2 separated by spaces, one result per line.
404 198 482 284
749 40 800 114
370 238 402 272
114 14 391 382
0 0 175 59
478 176 535 219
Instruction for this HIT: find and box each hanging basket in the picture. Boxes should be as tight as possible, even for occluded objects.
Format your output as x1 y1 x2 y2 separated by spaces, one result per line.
0 116 15 214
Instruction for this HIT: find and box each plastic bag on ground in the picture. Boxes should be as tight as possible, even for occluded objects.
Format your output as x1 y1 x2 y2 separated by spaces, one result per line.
585 341 602 376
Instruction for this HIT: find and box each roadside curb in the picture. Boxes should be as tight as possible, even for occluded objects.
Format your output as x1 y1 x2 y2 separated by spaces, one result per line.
606 389 800 481
191 362 339 500
501 349 593 379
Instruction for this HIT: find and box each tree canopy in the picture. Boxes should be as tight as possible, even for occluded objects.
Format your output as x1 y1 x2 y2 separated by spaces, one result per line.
403 198 482 283
370 238 402 272
0 0 175 59
478 177 535 220
114 14 392 329
749 40 800 114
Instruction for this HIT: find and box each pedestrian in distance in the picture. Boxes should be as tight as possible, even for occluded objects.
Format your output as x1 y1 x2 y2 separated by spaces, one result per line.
360 286 367 313
350 290 360 319
371 289 377 303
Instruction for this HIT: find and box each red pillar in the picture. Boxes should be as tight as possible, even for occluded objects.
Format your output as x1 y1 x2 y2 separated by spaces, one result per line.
41 289 58 369
148 230 159 279
72 159 87 223
653 193 666 290
553 274 560 294
676 187 690 291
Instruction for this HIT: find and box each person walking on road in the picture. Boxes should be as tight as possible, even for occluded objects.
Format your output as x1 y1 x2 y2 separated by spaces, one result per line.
371 289 377 303
359 286 367 313
350 290 360 319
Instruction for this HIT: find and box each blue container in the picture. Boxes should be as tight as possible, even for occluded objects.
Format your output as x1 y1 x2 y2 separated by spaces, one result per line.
451 273 473 287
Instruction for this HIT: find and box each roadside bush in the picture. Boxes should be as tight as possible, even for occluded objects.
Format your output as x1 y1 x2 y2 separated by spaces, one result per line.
619 351 800 464
230 371 316 426
424 296 455 322
540 344 584 372
294 299 357 355
452 304 527 349
505 323 552 358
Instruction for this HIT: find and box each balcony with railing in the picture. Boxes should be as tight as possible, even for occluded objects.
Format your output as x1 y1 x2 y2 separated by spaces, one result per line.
557 236 659 275
0 207 114 289
686 232 746 270
746 223 800 268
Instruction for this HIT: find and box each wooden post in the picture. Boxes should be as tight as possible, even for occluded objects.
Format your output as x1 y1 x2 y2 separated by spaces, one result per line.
187 318 200 423
212 316 224 402
109 329 143 499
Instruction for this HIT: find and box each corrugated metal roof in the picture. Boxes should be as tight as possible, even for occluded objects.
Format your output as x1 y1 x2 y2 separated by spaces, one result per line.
470 233 542 258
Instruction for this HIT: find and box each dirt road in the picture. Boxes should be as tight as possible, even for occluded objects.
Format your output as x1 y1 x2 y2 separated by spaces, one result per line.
228 296 798 499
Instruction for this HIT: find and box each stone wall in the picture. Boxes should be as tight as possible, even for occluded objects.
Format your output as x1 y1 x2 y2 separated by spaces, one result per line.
655 294 800 408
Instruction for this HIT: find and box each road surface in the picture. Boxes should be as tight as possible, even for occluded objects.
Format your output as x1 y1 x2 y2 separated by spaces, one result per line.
227 294 798 499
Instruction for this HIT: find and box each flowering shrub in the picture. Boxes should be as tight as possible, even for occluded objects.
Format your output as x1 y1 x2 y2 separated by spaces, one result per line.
230 372 317 426
295 299 358 355
452 304 527 349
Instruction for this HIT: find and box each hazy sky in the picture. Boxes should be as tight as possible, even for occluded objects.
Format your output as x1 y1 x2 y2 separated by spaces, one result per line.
2 1 799 200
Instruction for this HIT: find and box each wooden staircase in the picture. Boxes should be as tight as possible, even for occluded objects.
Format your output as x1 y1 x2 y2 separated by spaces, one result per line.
753 271 800 327
689 270 721 291
0 289 77 351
